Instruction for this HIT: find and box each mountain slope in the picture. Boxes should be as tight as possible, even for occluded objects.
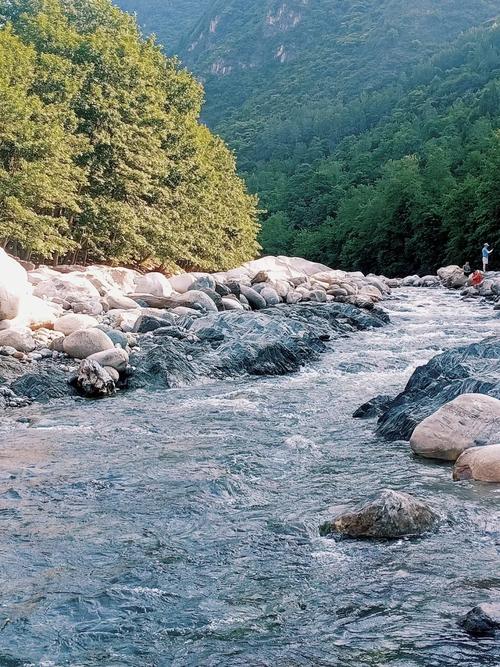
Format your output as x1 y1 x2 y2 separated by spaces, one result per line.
116 0 211 52
257 21 500 275
181 0 500 163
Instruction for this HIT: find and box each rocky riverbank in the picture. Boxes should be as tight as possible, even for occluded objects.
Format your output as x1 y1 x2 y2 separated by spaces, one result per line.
0 252 394 405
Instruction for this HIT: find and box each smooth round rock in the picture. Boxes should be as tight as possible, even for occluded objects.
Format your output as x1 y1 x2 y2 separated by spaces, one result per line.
453 444 500 482
87 347 129 372
410 394 500 461
63 329 114 359
135 272 172 297
260 286 281 306
54 314 98 336
0 329 35 353
104 289 139 310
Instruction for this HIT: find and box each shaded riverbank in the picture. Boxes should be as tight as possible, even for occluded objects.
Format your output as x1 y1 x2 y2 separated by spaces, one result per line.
0 288 499 666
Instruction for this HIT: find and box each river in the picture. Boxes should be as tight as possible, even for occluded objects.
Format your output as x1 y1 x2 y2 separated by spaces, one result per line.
0 288 499 666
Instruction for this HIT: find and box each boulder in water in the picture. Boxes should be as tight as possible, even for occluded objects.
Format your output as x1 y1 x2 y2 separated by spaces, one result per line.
460 603 500 637
377 337 500 441
410 393 500 461
453 444 500 482
320 489 438 539
353 395 393 419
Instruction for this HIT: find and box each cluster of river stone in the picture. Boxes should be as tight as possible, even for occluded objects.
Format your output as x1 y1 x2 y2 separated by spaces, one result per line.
0 250 499 636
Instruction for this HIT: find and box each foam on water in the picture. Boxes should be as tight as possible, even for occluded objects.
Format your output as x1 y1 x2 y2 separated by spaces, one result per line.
0 288 499 666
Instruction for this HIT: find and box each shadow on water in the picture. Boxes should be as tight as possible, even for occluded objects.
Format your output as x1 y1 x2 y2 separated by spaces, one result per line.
0 289 499 666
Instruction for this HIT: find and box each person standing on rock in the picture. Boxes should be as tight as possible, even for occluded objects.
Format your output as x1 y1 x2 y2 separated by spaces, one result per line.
463 261 472 278
482 243 493 272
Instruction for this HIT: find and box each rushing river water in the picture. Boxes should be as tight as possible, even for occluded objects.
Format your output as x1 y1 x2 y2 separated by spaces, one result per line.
0 288 499 666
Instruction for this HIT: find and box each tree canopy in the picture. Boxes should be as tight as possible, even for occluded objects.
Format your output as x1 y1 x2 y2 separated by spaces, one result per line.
0 0 259 270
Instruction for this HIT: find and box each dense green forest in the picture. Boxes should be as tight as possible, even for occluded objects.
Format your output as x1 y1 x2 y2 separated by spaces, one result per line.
0 0 259 270
116 0 210 53
118 0 500 275
254 22 500 275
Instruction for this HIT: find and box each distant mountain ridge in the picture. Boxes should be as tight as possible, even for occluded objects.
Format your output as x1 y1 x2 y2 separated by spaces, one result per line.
179 0 500 157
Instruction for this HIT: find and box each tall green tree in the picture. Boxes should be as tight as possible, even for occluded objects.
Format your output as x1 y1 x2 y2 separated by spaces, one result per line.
0 0 259 270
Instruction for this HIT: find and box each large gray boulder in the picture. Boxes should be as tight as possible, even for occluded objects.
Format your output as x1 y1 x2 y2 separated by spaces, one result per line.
410 394 500 461
33 273 100 305
240 285 267 310
63 328 114 359
179 290 218 313
453 444 500 482
320 489 438 539
260 286 281 306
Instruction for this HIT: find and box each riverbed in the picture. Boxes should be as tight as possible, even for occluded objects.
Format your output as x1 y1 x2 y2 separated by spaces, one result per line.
0 288 499 666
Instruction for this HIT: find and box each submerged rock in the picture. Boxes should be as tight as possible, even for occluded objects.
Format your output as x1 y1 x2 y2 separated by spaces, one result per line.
353 394 393 419
410 394 500 461
453 444 500 482
377 337 500 440
460 603 500 637
320 489 438 539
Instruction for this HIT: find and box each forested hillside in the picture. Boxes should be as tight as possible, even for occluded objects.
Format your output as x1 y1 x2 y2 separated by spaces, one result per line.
182 0 499 162
116 0 210 52
255 21 500 275
0 0 258 271
177 0 500 275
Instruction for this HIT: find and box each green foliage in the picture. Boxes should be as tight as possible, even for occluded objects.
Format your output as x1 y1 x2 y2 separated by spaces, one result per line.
171 0 500 275
0 0 259 270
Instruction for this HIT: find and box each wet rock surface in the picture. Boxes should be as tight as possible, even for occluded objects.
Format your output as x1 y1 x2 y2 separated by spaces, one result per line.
376 337 500 440
0 287 498 666
460 603 500 637
320 489 438 539
128 302 389 391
